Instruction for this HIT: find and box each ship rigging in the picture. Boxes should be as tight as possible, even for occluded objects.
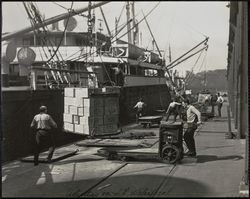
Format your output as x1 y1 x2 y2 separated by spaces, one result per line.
2 1 210 106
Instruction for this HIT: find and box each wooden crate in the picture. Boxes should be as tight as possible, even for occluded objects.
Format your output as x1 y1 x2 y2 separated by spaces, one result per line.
103 124 118 134
69 106 78 115
89 116 104 126
84 106 104 117
64 105 70 114
78 107 84 116
64 87 75 97
64 122 74 132
79 116 104 127
103 114 119 125
74 124 90 135
104 104 119 115
101 86 120 94
104 96 119 105
64 97 77 106
76 97 104 108
75 88 90 98
104 97 119 115
73 115 80 124
63 113 73 123
75 87 101 98
91 125 104 135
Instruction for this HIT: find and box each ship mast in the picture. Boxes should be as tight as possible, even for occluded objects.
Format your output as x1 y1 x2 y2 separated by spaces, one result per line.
131 1 136 45
126 1 132 44
142 11 162 58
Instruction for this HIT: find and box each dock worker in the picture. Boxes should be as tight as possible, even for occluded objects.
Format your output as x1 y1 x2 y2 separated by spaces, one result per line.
216 93 224 117
30 106 57 166
133 98 146 123
165 98 182 122
183 99 202 157
114 64 124 86
210 93 218 116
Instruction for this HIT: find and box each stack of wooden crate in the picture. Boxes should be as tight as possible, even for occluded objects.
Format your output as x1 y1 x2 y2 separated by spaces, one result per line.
63 87 120 136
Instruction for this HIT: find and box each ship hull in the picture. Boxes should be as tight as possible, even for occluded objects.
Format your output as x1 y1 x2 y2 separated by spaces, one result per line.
1 89 83 162
2 84 171 162
119 84 171 124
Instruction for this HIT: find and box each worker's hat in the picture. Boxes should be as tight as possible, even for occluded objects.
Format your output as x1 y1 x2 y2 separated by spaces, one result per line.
39 105 47 112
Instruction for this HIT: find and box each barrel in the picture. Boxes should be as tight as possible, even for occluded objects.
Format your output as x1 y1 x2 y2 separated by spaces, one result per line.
64 17 77 31
17 47 36 66
1 40 17 63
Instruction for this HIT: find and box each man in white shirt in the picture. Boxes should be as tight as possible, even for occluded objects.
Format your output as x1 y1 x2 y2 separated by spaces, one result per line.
134 98 146 123
183 99 202 157
31 106 57 166
165 98 182 122
216 93 224 117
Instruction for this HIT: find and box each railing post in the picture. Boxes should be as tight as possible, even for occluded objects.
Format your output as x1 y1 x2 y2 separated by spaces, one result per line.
226 105 233 139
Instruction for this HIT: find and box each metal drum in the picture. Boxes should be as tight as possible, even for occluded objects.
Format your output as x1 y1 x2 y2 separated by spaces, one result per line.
17 47 36 66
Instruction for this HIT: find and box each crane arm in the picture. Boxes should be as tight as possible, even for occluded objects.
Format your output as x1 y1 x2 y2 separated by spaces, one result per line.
2 1 110 41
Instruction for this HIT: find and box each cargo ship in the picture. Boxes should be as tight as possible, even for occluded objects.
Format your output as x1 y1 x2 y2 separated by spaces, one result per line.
7 30 171 121
2 2 173 162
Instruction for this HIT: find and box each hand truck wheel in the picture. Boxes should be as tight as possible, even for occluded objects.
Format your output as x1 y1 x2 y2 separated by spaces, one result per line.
161 145 181 164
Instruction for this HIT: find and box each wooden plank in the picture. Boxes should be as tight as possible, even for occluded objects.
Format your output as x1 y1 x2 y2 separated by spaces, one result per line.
139 116 163 120
75 138 158 148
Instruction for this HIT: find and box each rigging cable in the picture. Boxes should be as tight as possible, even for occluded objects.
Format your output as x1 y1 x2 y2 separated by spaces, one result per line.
23 2 59 83
67 2 161 62
31 2 65 62
98 54 115 86
27 2 63 62
111 2 161 44
52 1 69 10
167 44 208 70
46 2 74 63
184 49 204 82
30 2 75 85
187 50 208 83
65 11 141 62
186 49 207 82
165 37 208 69
182 20 208 39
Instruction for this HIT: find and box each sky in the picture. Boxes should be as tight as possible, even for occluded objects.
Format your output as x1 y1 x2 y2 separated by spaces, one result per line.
2 1 230 77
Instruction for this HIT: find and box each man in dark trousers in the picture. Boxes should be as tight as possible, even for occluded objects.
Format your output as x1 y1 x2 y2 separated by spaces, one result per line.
216 93 224 117
165 98 182 122
30 106 57 166
210 93 218 116
133 98 146 123
115 64 124 86
183 99 202 157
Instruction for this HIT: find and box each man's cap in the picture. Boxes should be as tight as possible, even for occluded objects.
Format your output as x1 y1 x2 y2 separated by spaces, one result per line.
39 105 47 111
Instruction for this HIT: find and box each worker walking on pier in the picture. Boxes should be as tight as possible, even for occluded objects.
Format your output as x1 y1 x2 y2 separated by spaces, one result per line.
30 106 57 166
216 93 224 117
134 98 146 123
183 99 202 157
210 93 218 116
